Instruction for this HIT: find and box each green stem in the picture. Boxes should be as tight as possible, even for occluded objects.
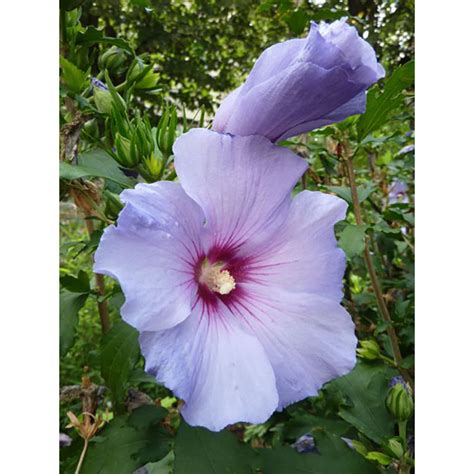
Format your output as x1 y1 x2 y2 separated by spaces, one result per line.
75 438 88 474
398 420 407 446
345 155 414 391
85 219 111 334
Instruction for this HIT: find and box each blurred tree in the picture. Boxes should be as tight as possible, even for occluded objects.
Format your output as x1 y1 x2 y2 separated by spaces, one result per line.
78 0 413 111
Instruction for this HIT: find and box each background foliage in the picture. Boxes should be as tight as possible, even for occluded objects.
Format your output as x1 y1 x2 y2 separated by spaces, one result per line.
60 0 414 472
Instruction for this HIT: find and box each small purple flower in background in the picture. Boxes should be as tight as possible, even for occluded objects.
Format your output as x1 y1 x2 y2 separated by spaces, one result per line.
388 180 409 205
60 432 72 448
398 144 415 155
212 19 384 142
94 129 356 431
91 77 108 91
292 433 318 454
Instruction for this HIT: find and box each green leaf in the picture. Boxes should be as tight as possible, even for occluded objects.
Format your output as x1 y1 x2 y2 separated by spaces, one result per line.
60 56 89 94
76 26 134 54
311 8 348 21
331 362 396 444
357 61 414 140
60 289 88 356
101 320 140 409
129 367 158 385
284 414 350 439
327 185 375 204
174 422 259 474
143 451 175 474
284 10 309 35
60 0 84 10
338 224 367 258
259 433 378 473
60 148 133 188
81 405 171 474
60 270 90 293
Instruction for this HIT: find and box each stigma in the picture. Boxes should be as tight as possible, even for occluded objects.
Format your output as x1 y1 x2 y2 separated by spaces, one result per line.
200 262 236 295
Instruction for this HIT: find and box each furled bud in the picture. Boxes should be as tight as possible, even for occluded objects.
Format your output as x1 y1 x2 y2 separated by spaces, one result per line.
156 106 178 160
139 153 163 183
386 376 414 421
114 133 139 168
82 118 99 141
387 438 404 459
99 46 128 74
104 190 124 220
356 340 382 360
128 58 159 89
92 78 114 115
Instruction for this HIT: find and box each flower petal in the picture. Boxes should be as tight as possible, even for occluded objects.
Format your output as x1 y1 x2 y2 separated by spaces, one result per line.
229 287 357 409
139 299 278 431
318 19 385 81
173 129 307 250
278 91 367 141
94 181 205 331
245 190 348 301
213 19 384 142
216 62 369 142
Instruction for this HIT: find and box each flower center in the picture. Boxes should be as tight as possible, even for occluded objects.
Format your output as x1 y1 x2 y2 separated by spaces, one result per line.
200 261 236 295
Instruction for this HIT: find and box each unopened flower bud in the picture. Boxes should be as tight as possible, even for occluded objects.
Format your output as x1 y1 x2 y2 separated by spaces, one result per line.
99 46 128 74
128 59 159 89
386 376 413 421
92 78 113 115
356 340 381 360
114 133 139 168
82 118 99 140
139 153 163 182
104 190 124 220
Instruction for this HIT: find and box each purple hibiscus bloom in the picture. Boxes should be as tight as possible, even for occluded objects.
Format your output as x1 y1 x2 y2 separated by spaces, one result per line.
94 129 356 431
388 180 409 205
212 19 384 142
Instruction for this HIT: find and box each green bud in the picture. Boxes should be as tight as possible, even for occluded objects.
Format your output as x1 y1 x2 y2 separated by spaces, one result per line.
114 133 139 168
104 190 124 220
139 153 163 182
93 85 114 115
128 59 159 89
82 119 99 140
157 106 177 159
356 339 381 360
386 378 413 421
99 46 128 74
387 438 404 459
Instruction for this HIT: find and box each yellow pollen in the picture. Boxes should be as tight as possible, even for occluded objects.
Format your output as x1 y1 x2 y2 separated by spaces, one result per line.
200 263 236 295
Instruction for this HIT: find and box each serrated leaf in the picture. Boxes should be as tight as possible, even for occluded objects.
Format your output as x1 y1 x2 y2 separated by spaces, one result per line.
101 320 140 409
284 10 309 35
60 148 133 188
259 433 378 474
76 26 134 54
81 405 171 474
338 224 367 258
142 450 174 474
327 185 375 204
331 362 396 444
60 56 89 94
60 289 88 356
174 422 259 474
357 61 414 140
60 270 90 293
